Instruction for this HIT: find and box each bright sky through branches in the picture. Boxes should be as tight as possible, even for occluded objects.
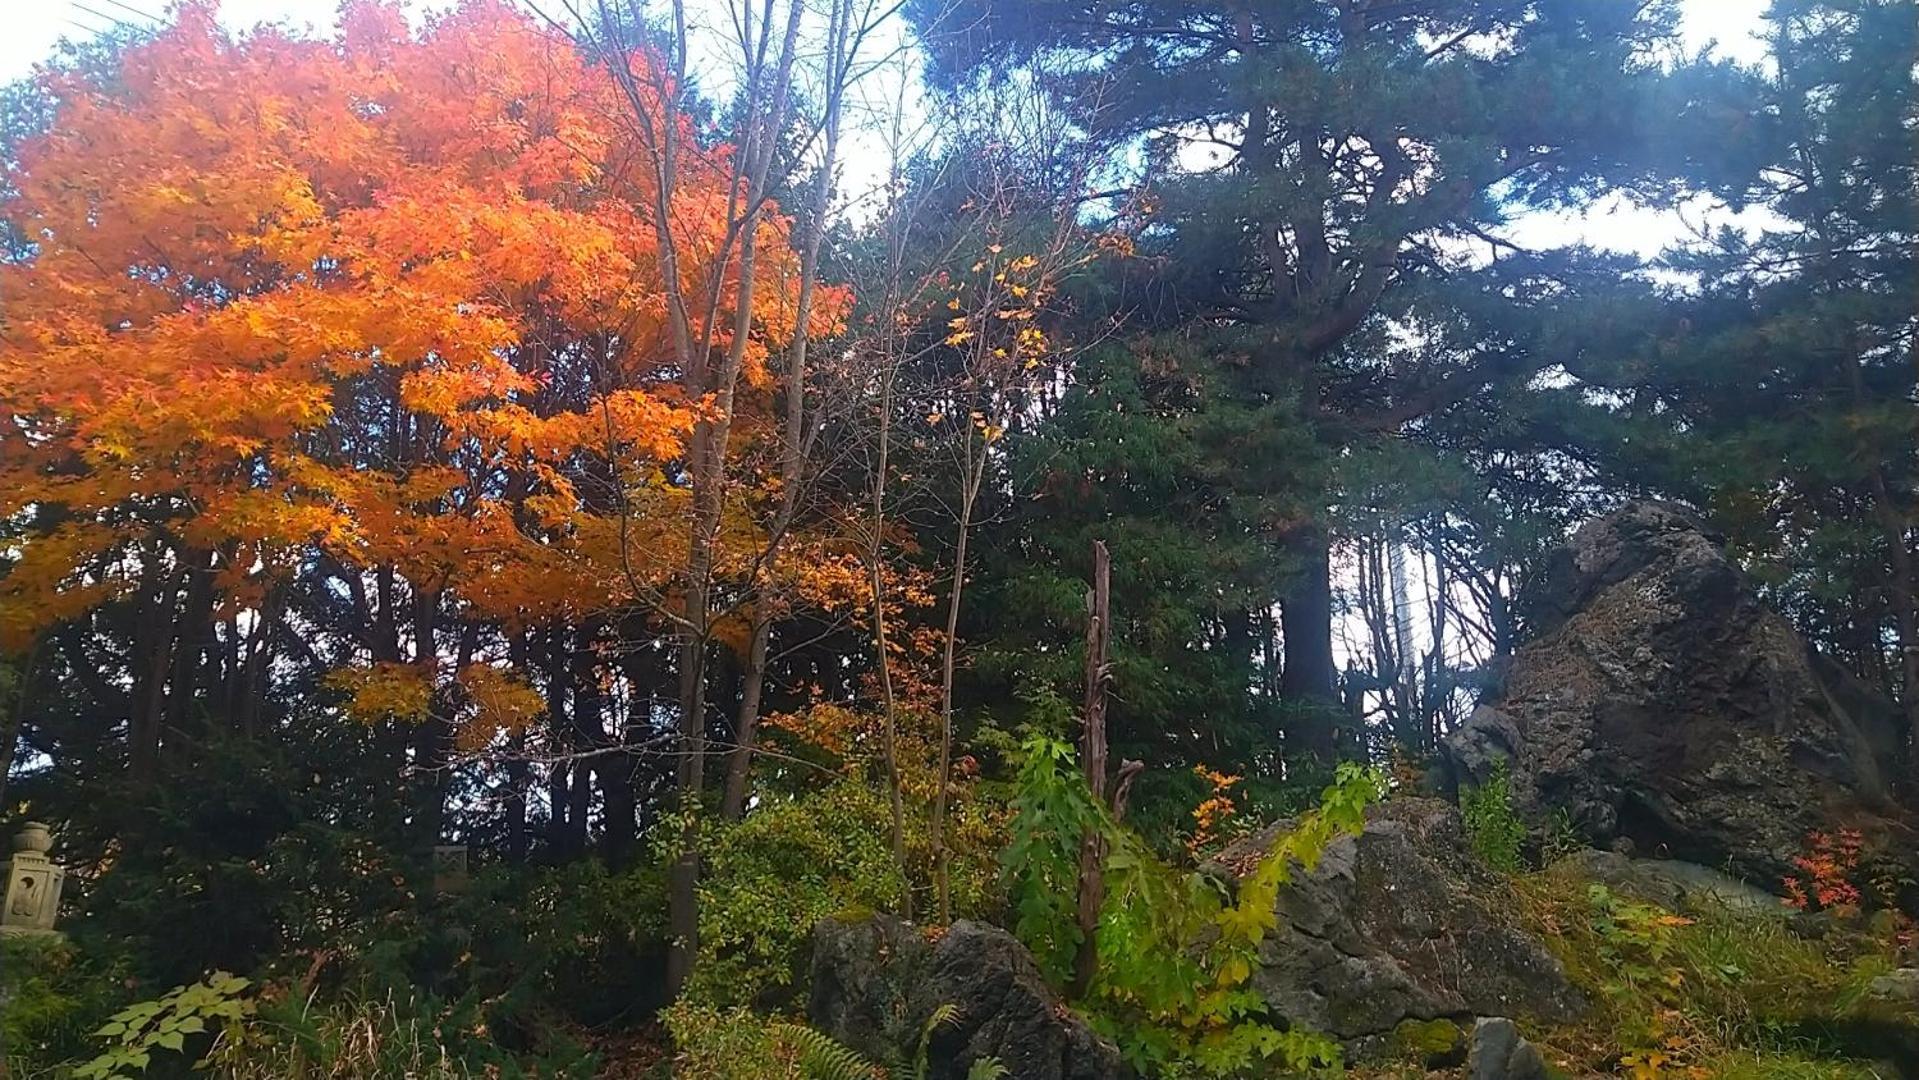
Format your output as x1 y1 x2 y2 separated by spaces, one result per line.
4 0 1773 89
4 0 1775 257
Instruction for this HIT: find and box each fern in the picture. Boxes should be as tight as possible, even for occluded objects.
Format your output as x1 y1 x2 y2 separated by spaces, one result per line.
966 1057 1008 1080
768 1023 883 1080
912 1003 963 1080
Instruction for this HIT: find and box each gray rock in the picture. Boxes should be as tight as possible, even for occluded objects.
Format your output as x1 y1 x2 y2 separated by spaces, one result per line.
1220 798 1586 1050
1550 849 1784 917
808 915 1133 1080
1445 502 1917 886
1870 969 1919 1006
1467 1017 1548 1080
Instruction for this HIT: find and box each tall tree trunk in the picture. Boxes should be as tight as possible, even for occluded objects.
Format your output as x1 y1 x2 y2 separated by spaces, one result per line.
165 550 217 742
1845 347 1919 755
506 744 530 865
546 628 582 854
1072 541 1111 998
1279 523 1339 766
1870 466 1919 754
506 632 531 865
130 561 184 785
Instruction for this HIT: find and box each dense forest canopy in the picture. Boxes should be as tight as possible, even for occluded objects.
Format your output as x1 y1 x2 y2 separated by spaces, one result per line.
0 0 1914 1076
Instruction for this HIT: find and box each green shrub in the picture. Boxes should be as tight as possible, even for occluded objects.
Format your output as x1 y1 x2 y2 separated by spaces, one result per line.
685 783 913 1009
1 934 128 1072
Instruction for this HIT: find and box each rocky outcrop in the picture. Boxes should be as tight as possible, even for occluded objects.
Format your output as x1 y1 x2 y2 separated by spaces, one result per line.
1446 502 1915 885
1221 798 1585 1052
808 915 1133 1080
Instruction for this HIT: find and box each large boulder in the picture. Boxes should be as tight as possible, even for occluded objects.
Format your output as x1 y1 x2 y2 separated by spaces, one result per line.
1221 798 1586 1052
1446 502 1915 885
808 915 1134 1080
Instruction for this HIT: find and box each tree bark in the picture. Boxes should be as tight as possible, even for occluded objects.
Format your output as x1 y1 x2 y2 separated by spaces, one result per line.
720 0 854 821
1279 523 1339 765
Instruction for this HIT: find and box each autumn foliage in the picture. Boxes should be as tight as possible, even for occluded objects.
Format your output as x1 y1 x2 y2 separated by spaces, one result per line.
0 1 836 741
1782 828 1865 912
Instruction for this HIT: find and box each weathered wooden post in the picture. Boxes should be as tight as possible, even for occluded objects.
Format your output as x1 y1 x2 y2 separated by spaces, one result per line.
1073 541 1111 997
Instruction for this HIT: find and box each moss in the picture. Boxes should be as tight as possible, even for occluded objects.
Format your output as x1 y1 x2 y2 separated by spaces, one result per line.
1392 1017 1465 1066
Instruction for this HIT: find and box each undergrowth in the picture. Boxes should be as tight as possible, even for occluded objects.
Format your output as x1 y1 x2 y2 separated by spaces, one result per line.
1514 866 1916 1078
1005 733 1388 1077
663 1002 1006 1080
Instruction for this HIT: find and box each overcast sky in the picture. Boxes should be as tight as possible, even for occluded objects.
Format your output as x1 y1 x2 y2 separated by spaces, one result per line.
3 0 1775 254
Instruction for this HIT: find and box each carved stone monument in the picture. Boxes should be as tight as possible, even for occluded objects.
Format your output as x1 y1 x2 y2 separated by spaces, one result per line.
2 822 66 937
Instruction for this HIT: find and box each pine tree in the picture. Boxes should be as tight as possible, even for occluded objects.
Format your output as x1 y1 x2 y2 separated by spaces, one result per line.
909 0 1749 761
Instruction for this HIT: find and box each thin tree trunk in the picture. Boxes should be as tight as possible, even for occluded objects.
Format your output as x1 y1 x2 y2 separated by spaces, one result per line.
933 435 987 924
1072 541 1111 998
1862 420 1919 754
866 361 912 919
165 550 217 743
722 620 772 820
410 589 458 850
666 0 807 995
720 0 852 819
507 632 531 865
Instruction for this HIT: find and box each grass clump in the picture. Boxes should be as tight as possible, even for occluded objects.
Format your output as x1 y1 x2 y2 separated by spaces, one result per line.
1459 761 1527 874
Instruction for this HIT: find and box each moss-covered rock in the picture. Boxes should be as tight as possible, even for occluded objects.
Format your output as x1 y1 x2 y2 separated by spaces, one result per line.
1223 798 1585 1054
808 915 1133 1080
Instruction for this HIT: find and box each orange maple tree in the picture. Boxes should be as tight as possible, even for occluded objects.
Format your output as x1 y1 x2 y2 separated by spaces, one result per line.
0 0 838 763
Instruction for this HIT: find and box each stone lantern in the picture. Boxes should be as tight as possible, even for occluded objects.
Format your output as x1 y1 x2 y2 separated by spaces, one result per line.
2 822 66 938
431 843 469 896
